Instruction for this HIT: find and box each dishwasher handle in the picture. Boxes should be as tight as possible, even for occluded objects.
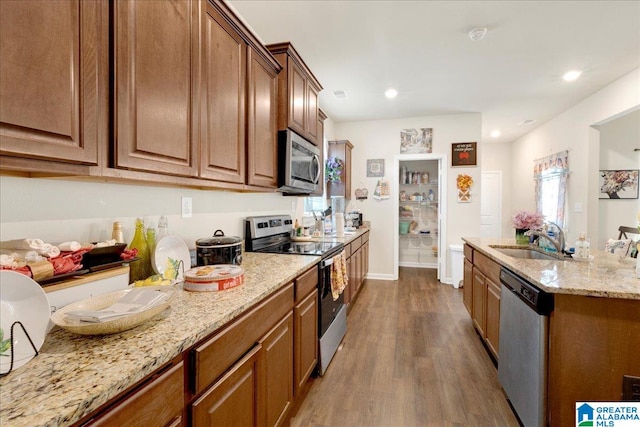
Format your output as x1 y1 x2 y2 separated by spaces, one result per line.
500 268 554 315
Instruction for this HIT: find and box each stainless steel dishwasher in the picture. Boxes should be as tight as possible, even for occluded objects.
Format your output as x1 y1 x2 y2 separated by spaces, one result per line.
498 268 554 427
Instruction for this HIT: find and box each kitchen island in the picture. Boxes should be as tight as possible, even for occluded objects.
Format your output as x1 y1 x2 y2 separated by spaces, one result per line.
463 238 640 427
0 252 320 427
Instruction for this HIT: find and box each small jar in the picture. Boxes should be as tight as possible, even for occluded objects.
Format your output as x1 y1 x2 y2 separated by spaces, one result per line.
111 222 124 243
421 172 429 184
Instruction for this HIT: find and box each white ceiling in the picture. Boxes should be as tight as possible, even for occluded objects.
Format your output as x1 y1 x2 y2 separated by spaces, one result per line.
229 1 640 144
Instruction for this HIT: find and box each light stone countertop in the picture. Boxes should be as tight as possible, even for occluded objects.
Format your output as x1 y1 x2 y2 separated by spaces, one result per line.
0 252 320 427
463 237 640 300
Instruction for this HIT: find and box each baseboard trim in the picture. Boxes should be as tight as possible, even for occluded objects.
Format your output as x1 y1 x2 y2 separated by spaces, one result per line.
365 273 396 281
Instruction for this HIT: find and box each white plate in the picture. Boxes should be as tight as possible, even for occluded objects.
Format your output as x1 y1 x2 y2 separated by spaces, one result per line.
0 271 51 374
51 286 175 335
152 236 191 281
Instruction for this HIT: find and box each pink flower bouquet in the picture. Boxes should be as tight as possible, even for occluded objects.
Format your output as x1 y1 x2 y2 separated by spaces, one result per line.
512 210 544 230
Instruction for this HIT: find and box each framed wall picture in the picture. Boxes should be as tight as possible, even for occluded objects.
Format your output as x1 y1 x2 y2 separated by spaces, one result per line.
400 128 432 153
451 142 477 167
599 169 639 199
366 159 385 177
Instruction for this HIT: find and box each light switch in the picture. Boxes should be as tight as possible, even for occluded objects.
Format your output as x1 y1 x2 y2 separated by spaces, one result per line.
182 197 193 218
574 202 583 213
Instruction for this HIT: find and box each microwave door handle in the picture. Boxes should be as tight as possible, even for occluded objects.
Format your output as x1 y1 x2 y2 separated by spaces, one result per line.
311 154 321 184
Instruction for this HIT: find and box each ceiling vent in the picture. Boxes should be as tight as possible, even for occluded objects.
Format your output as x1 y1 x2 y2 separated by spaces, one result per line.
519 119 536 126
332 90 348 99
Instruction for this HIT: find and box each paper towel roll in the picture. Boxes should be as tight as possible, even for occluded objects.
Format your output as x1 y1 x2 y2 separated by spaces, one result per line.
335 213 345 237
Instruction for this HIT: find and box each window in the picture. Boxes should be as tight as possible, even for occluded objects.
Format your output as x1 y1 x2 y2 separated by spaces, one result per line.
304 196 326 214
534 151 568 228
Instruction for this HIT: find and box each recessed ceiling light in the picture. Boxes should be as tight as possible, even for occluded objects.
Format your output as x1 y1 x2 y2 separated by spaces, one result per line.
490 129 501 138
385 88 398 99
563 70 582 82
332 90 348 99
468 28 488 41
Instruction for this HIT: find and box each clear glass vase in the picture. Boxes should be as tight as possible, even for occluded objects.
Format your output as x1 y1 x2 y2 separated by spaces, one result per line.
515 228 530 245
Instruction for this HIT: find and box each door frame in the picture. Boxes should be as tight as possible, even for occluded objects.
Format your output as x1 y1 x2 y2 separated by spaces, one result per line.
393 153 448 281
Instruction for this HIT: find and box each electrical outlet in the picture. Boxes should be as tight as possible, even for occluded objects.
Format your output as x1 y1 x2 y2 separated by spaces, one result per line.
181 197 192 219
622 375 640 401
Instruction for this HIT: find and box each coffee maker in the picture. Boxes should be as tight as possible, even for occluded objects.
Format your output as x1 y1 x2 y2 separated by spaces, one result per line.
347 211 363 228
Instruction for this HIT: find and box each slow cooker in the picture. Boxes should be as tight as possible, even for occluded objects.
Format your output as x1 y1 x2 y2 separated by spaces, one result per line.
196 230 243 266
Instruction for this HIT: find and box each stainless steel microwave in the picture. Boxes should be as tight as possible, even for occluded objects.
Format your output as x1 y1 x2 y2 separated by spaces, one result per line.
277 130 320 194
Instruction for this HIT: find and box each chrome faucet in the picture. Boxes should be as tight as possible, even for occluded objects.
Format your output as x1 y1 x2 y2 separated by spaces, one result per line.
526 221 567 255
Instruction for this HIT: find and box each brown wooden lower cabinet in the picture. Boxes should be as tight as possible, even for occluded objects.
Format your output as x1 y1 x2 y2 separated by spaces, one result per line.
259 312 294 427
471 268 487 336
484 278 500 357
294 290 317 397
463 258 473 315
465 244 501 360
86 361 184 427
548 294 640 427
192 345 261 427
345 231 369 307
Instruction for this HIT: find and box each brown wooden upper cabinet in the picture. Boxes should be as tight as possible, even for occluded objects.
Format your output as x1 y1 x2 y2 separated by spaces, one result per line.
326 140 353 200
267 43 322 146
113 0 199 177
310 109 327 197
0 0 107 168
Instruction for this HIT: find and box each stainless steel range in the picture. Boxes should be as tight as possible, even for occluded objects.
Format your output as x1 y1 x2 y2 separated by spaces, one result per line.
245 215 346 375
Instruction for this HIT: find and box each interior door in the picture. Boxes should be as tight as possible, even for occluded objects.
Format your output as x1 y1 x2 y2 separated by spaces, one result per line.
481 171 502 238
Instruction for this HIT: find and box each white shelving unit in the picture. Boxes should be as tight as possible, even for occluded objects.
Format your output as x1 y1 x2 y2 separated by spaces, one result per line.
399 179 439 268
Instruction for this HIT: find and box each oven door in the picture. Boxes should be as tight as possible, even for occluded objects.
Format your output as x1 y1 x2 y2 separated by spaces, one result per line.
318 255 345 337
278 129 320 194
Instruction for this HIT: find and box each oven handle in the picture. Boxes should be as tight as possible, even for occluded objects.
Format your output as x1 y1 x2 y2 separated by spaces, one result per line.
320 257 334 268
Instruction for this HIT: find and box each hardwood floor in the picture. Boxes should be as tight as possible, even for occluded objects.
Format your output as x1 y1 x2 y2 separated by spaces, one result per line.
290 268 520 427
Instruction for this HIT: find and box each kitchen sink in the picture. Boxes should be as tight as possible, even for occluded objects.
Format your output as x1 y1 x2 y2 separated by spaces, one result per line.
489 246 560 260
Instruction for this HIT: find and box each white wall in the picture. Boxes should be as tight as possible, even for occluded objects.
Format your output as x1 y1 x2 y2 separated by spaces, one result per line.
509 68 640 245
334 113 482 281
0 176 297 248
597 109 640 248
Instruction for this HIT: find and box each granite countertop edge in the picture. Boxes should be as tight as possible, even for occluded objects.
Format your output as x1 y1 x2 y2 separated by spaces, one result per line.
0 252 321 427
462 237 640 300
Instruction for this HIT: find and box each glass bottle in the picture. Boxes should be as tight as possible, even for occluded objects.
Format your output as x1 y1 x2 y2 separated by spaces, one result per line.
111 221 124 243
146 227 157 258
128 217 152 282
157 215 169 239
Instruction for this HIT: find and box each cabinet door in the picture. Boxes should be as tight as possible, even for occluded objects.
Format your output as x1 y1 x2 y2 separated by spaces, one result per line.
485 279 501 359
287 58 306 136
294 291 317 396
246 47 278 188
472 268 486 336
305 82 319 144
362 240 369 280
114 0 197 176
199 2 246 183
344 255 353 304
259 312 293 427
88 362 184 427
0 0 104 165
463 259 473 316
192 345 260 427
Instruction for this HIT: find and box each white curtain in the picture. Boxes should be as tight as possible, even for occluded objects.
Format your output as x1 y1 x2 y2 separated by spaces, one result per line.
534 150 568 228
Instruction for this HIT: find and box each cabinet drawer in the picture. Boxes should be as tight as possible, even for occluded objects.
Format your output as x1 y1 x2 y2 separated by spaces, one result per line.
351 236 362 250
474 251 500 285
344 242 352 258
192 283 294 395
361 231 369 244
295 266 318 303
88 361 184 427
464 244 474 262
